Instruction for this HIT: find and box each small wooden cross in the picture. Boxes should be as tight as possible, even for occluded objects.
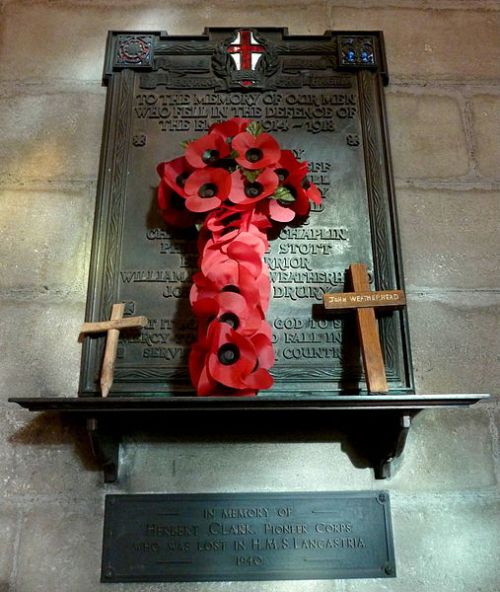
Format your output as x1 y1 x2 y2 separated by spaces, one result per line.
323 263 406 393
80 303 148 398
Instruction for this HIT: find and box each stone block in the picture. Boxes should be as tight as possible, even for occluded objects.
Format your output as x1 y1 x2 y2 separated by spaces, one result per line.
329 6 500 81
122 437 373 494
0 301 85 399
16 503 102 592
2 3 500 84
0 88 105 183
407 294 499 394
388 407 496 492
471 95 500 178
0 506 17 584
2 403 101 498
201 3 332 36
386 92 469 179
396 188 500 290
0 2 331 83
0 186 94 293
344 495 500 592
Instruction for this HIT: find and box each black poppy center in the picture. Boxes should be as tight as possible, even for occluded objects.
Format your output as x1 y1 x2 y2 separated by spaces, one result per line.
222 285 240 294
302 177 311 190
175 172 190 188
215 158 238 173
221 213 241 226
171 192 185 211
275 168 289 182
202 149 220 164
245 148 263 163
218 343 240 365
219 312 240 330
199 183 217 198
244 182 263 198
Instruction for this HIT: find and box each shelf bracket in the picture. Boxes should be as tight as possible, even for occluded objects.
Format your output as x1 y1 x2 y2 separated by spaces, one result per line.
87 417 120 483
374 413 412 479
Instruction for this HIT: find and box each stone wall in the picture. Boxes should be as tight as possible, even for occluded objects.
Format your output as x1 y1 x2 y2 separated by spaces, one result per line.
0 1 498 591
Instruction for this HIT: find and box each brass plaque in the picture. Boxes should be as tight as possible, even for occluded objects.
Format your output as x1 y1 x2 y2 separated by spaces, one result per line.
102 491 396 582
80 28 413 396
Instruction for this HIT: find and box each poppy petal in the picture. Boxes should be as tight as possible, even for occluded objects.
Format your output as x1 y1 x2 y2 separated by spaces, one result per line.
269 199 296 222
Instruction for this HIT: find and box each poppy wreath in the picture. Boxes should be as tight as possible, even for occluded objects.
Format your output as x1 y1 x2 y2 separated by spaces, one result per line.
157 118 322 396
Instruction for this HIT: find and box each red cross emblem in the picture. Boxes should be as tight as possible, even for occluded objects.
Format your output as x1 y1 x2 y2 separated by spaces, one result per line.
227 30 266 71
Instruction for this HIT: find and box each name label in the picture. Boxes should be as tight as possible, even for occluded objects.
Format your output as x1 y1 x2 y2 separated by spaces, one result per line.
324 290 406 309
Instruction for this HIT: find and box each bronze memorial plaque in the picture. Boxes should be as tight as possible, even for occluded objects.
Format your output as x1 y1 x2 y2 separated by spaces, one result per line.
102 491 396 582
80 28 413 397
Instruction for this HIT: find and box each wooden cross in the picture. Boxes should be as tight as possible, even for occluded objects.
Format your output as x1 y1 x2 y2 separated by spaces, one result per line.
80 303 148 398
323 263 406 393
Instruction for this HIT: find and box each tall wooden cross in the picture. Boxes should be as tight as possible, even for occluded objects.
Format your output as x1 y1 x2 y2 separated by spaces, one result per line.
323 263 406 393
80 303 148 398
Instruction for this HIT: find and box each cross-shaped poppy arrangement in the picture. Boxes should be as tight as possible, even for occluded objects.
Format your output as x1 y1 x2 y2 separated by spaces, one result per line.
156 118 322 396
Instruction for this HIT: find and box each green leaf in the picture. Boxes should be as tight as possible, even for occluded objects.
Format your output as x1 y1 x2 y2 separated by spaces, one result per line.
272 186 295 203
194 223 203 232
180 139 195 150
230 149 239 159
246 121 264 137
242 169 261 183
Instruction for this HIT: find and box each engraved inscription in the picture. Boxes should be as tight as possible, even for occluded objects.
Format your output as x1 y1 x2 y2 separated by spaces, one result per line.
126 317 196 360
134 91 357 135
102 492 395 582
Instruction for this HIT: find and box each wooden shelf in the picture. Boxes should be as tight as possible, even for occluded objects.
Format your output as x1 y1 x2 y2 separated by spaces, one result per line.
9 394 488 483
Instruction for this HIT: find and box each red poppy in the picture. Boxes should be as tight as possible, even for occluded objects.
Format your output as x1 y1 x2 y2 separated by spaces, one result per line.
230 168 279 206
266 199 296 223
203 208 250 246
190 354 258 396
185 132 230 169
282 168 322 217
232 131 281 170
205 207 248 234
190 266 270 314
157 179 198 228
249 322 275 370
201 229 268 281
193 290 263 338
209 118 251 144
157 156 192 197
248 208 273 232
254 269 271 312
189 319 274 396
188 340 209 392
226 230 268 276
203 208 273 252
199 247 238 286
184 168 232 213
206 323 272 391
274 150 308 183
301 177 322 206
